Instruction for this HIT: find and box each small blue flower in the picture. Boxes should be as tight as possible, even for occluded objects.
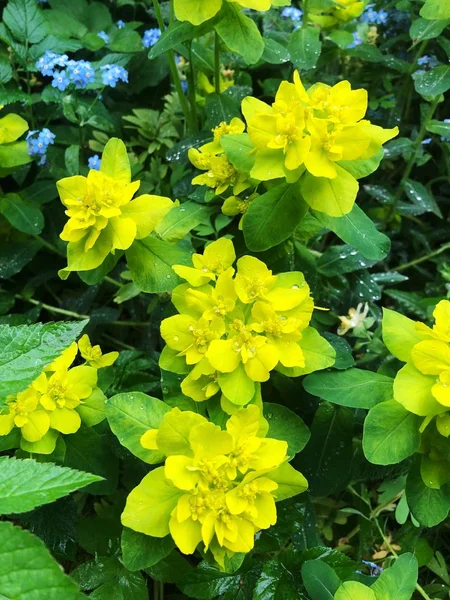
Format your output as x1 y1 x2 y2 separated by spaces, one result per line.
51 70 70 91
100 64 129 88
36 51 65 76
361 6 389 25
66 59 95 89
98 31 110 44
377 9 388 24
26 128 55 166
143 28 161 48
361 561 383 576
281 6 303 21
417 55 431 66
441 118 450 143
88 155 101 170
181 80 188 93
422 138 432 145
116 20 126 29
348 31 363 48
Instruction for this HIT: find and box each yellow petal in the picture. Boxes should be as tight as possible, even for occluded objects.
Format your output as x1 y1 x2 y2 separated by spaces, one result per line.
394 363 444 416
165 456 198 490
207 339 241 373
49 407 81 434
411 340 450 375
169 513 202 554
20 410 50 442
122 194 174 239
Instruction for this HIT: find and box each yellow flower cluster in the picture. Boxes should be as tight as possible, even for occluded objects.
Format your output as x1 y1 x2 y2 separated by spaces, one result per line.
0 335 117 454
309 0 365 27
159 238 334 408
56 138 175 273
122 405 307 566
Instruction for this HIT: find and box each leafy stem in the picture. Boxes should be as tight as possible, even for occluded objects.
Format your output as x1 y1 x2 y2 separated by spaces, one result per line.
214 31 221 94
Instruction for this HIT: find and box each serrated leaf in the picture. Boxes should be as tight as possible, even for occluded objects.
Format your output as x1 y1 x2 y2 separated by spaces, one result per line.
0 457 101 514
3 0 47 43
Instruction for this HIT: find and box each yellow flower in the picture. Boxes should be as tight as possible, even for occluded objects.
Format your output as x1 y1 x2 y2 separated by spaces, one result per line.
338 302 370 335
309 0 365 27
174 0 288 25
241 72 398 216
0 387 50 443
201 118 246 155
188 148 251 196
56 138 175 272
161 314 226 365
222 193 257 230
180 359 220 402
78 334 118 368
383 301 450 425
173 238 236 287
122 405 307 566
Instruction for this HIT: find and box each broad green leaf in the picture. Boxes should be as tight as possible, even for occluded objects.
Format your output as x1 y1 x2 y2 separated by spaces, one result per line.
0 320 87 403
149 19 215 59
288 26 322 70
3 0 47 43
371 553 418 600
296 404 353 496
215 4 264 65
0 456 101 514
106 392 170 464
303 369 394 409
313 204 391 261
403 179 442 217
406 462 450 526
302 559 341 600
64 427 119 495
0 59 13 84
0 140 33 168
205 93 240 129
155 202 213 243
301 167 358 217
420 0 450 19
276 327 336 377
221 133 255 173
0 192 44 234
317 245 377 276
335 581 375 600
410 17 450 45
64 145 80 176
427 118 450 136
253 559 299 599
264 402 310 455
347 44 383 62
382 307 422 362
121 528 175 572
126 236 192 293
323 333 355 370
328 30 354 49
338 149 384 179
179 562 245 599
363 401 421 465
413 65 450 96
0 521 82 599
262 37 290 65
243 183 308 252
0 238 41 279
268 462 308 501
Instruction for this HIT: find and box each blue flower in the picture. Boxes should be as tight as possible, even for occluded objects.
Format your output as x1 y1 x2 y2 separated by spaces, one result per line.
281 6 303 21
51 70 70 91
441 119 450 143
422 138 432 145
36 51 68 77
26 128 55 166
181 80 188 93
348 31 363 48
417 55 430 66
361 560 383 576
116 20 126 29
143 28 161 48
361 6 389 25
100 64 129 88
88 155 101 170
66 59 95 89
98 31 109 44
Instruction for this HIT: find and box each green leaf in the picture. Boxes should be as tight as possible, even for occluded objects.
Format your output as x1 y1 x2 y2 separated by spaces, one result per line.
363 401 421 465
121 528 175 572
253 559 300 599
301 559 341 600
347 44 383 62
0 521 82 599
72 556 148 599
303 369 394 409
403 178 442 217
338 149 384 179
420 0 450 19
406 462 450 526
269 461 308 501
0 140 32 168
313 204 391 261
317 244 377 276
323 333 355 370
262 37 290 65
155 202 213 243
149 19 214 59
288 26 322 70
3 0 47 43
106 392 170 464
0 59 13 84
296 404 353 496
0 456 101 514
0 238 41 279
126 236 192 293
427 118 450 136
0 320 87 403
335 581 375 600
410 17 450 45
264 402 310 456
64 145 80 176
221 133 255 173
371 553 418 600
0 192 44 234
179 561 248 599
243 183 308 252
215 4 264 65
205 93 240 129
64 427 119 495
328 30 354 49
413 65 450 96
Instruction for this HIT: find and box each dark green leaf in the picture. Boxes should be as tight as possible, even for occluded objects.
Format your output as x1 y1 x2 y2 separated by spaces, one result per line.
288 27 322 70
264 402 310 455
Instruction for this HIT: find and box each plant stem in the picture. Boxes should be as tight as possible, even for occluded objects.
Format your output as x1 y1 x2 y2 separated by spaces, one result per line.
401 40 429 121
152 0 194 132
214 31 221 94
302 0 309 27
187 41 198 130
393 242 450 272
391 96 440 209
15 294 89 320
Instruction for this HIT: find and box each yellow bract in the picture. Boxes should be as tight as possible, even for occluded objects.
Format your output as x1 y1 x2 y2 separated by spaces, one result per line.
56 138 175 272
160 238 335 406
0 335 116 454
174 0 289 25
122 405 307 566
309 0 365 27
0 108 31 169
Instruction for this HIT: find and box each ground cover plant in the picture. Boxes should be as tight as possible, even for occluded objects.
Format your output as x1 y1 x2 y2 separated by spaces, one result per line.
0 0 449 597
